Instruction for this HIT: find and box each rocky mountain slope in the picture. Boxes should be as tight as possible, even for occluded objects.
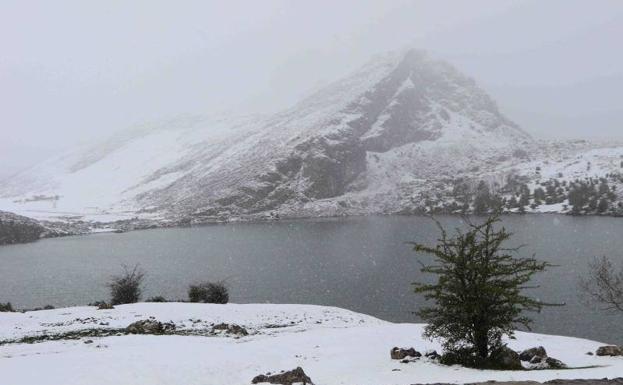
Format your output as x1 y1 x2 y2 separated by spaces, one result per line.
1 49 622 223
0 211 48 245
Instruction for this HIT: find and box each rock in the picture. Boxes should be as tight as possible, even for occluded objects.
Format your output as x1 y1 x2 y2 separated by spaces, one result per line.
425 350 441 360
97 303 114 310
251 367 313 385
390 347 422 360
527 355 567 370
596 345 623 356
83 339 93 344
490 346 523 370
212 323 248 336
519 346 547 362
530 355 543 364
126 320 175 335
544 357 567 369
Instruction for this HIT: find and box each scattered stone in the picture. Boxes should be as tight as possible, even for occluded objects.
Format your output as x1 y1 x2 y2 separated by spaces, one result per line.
519 346 547 362
586 352 594 356
526 355 567 370
390 347 422 360
425 350 441 360
97 303 114 310
544 357 567 369
83 339 93 344
212 323 248 336
596 345 623 357
251 367 313 385
490 346 523 370
126 320 175 335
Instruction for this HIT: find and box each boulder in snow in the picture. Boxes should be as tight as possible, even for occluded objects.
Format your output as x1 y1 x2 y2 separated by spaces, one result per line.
596 345 623 356
490 346 523 370
519 346 547 362
126 319 175 335
212 323 248 336
390 347 421 360
251 367 313 385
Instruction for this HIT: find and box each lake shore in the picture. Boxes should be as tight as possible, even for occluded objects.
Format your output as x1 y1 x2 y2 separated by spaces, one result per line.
1 303 622 385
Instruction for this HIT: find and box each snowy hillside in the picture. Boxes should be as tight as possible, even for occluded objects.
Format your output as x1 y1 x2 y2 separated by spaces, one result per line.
1 49 622 223
1 303 622 385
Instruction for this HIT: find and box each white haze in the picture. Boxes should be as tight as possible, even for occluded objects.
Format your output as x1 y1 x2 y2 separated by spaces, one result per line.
1 0 622 178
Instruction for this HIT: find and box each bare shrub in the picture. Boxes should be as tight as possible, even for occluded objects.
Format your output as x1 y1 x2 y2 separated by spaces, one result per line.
188 281 229 304
146 296 167 303
108 265 145 305
579 256 623 313
0 302 14 312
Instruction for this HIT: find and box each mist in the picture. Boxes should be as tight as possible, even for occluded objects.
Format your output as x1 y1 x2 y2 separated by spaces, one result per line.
1 0 622 178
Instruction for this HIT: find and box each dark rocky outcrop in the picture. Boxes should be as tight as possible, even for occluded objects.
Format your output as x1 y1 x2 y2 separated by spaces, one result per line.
0 211 47 245
251 367 313 385
519 346 547 362
596 345 623 356
391 347 422 360
489 346 523 370
425 350 441 360
543 357 567 369
212 323 248 336
126 320 175 335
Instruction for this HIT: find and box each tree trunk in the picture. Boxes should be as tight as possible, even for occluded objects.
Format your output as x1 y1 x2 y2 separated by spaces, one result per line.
474 329 489 358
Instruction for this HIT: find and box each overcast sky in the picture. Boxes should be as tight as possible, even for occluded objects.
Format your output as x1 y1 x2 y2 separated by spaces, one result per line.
1 0 622 178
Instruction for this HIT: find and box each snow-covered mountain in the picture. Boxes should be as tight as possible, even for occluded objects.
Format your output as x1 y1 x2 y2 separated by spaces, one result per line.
2 49 622 223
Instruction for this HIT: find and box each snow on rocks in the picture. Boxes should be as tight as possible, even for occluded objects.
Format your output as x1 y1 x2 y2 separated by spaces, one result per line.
1 303 623 385
596 346 623 357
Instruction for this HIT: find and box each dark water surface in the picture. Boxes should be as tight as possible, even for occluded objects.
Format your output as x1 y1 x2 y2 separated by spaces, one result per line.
1 215 622 344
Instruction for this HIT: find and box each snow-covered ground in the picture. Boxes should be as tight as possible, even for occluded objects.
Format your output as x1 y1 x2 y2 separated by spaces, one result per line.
0 303 621 385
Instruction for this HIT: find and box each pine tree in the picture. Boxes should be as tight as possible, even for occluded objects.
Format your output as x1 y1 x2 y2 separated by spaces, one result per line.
473 181 491 215
597 198 609 213
411 214 556 368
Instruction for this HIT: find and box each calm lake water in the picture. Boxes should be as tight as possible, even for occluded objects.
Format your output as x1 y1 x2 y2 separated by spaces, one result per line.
1 215 622 344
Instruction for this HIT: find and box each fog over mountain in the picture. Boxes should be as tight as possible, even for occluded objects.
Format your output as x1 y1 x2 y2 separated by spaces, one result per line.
1 0 622 179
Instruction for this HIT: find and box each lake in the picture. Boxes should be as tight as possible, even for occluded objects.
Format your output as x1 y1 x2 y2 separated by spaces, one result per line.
1 215 622 344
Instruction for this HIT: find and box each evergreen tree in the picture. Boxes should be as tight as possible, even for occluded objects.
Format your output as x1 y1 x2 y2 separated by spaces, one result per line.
597 198 609 213
411 214 555 368
473 181 491 215
533 187 546 205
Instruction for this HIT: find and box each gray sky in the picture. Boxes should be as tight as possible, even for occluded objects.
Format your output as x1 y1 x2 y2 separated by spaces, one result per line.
1 0 622 178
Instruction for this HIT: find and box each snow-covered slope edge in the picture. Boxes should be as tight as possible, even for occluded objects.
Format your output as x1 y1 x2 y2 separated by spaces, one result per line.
0 303 621 385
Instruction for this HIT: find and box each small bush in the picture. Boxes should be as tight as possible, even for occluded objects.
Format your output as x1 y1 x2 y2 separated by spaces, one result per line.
0 302 14 312
26 305 55 312
188 281 229 304
146 296 167 303
108 264 145 305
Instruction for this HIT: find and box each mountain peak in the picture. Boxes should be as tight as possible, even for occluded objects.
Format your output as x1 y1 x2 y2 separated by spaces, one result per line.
1 51 535 221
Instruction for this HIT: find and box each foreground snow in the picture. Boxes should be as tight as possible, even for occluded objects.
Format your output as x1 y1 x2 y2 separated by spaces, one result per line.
0 303 621 385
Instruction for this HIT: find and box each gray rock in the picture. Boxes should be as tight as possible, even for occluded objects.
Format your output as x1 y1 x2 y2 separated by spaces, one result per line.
519 346 547 362
391 347 422 360
251 367 313 385
490 346 523 370
544 357 567 369
126 320 175 335
425 350 441 360
212 323 248 336
596 345 623 356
